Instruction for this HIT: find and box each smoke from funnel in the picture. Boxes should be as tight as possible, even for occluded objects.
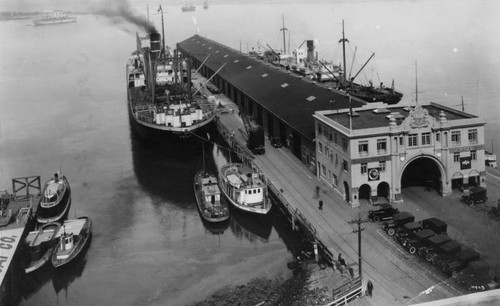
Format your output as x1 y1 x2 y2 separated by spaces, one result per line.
95 1 156 33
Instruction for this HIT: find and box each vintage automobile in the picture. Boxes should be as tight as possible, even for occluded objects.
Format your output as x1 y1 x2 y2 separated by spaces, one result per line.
403 229 437 254
416 232 452 258
368 203 399 222
270 135 282 148
381 212 415 236
427 240 462 264
440 247 480 275
462 186 488 206
395 217 447 246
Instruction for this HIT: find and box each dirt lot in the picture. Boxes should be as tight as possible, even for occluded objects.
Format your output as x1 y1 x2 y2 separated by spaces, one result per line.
398 166 500 280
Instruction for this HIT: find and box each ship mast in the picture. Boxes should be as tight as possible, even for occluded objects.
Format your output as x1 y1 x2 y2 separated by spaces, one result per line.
339 20 349 84
280 14 288 55
158 5 166 58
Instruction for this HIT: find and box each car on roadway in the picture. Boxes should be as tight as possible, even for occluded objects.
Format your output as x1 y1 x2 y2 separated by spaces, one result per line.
381 212 415 236
368 203 399 222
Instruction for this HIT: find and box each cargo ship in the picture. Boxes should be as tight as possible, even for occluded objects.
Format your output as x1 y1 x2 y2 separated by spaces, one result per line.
0 176 40 304
33 11 77 26
127 30 217 140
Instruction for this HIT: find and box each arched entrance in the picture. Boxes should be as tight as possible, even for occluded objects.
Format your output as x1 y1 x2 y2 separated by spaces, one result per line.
401 155 443 192
377 182 390 199
359 184 371 200
343 181 350 202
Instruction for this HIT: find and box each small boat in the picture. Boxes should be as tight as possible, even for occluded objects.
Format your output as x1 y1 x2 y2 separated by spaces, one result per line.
194 171 230 222
36 172 71 224
24 222 61 273
51 216 92 268
219 163 272 215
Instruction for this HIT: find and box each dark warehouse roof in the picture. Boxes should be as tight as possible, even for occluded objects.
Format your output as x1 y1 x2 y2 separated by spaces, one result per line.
177 35 364 141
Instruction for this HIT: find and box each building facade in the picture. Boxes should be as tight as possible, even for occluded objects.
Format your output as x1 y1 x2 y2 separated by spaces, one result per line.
314 103 487 207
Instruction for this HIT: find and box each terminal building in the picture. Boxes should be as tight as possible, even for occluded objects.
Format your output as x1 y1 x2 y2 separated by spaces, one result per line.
313 103 487 207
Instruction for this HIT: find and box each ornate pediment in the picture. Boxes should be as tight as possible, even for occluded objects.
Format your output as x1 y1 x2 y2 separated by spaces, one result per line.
408 105 430 128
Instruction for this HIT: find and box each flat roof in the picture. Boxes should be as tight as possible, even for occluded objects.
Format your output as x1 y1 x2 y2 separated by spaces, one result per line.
324 103 480 130
177 35 365 140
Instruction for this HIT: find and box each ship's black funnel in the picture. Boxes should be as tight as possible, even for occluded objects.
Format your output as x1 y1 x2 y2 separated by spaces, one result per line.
150 32 161 60
306 40 315 62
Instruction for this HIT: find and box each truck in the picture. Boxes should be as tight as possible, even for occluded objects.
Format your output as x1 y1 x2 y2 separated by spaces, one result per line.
462 186 488 206
242 115 265 155
381 212 415 236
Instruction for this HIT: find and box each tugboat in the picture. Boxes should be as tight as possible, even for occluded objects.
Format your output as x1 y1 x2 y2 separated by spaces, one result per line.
219 163 272 215
24 222 61 273
51 216 92 268
36 172 71 224
194 172 230 222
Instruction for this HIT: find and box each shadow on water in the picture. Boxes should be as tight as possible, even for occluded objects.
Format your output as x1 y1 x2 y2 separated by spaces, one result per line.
129 124 204 206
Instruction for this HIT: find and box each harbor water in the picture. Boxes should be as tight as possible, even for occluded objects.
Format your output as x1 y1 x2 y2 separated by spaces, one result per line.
1 0 499 305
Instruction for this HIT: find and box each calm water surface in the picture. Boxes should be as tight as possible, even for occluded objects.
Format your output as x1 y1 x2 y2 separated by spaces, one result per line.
1 1 499 305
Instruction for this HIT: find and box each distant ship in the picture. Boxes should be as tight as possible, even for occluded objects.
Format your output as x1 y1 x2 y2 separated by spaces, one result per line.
181 2 196 12
33 11 77 26
219 163 272 215
203 1 209 9
127 29 218 140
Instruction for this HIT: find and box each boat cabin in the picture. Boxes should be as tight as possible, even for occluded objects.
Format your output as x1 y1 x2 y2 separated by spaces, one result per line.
41 176 66 208
202 177 221 205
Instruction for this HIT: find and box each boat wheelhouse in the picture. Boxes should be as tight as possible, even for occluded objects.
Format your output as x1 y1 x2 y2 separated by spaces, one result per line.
194 172 230 222
36 172 71 224
219 163 271 215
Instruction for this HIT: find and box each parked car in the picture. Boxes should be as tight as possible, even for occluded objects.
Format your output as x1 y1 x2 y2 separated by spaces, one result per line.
395 217 447 246
427 240 462 264
462 186 488 206
381 212 415 236
440 247 480 275
416 233 452 258
270 135 282 148
454 260 490 284
420 217 447 234
404 229 437 255
368 203 399 222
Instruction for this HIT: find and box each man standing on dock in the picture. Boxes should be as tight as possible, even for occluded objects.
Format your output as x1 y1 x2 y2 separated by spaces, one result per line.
318 199 323 210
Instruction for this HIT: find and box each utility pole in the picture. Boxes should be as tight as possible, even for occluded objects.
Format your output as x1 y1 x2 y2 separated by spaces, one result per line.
348 214 369 279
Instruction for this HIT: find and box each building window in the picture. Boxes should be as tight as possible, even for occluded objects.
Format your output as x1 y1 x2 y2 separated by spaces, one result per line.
361 163 367 174
408 134 418 147
328 129 333 141
318 142 323 154
321 164 326 176
334 133 338 144
399 136 404 146
342 160 349 172
335 154 338 166
421 132 431 146
377 139 387 153
471 150 477 160
453 152 460 163
436 133 440 142
379 161 386 172
451 131 461 146
318 123 322 136
358 141 368 156
342 138 348 151
468 129 478 144
333 174 338 187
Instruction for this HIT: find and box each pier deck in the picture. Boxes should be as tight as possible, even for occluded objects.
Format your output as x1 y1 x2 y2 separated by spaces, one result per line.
214 98 466 305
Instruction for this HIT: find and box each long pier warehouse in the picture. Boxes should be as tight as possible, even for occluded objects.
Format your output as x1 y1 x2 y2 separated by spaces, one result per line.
177 35 487 207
